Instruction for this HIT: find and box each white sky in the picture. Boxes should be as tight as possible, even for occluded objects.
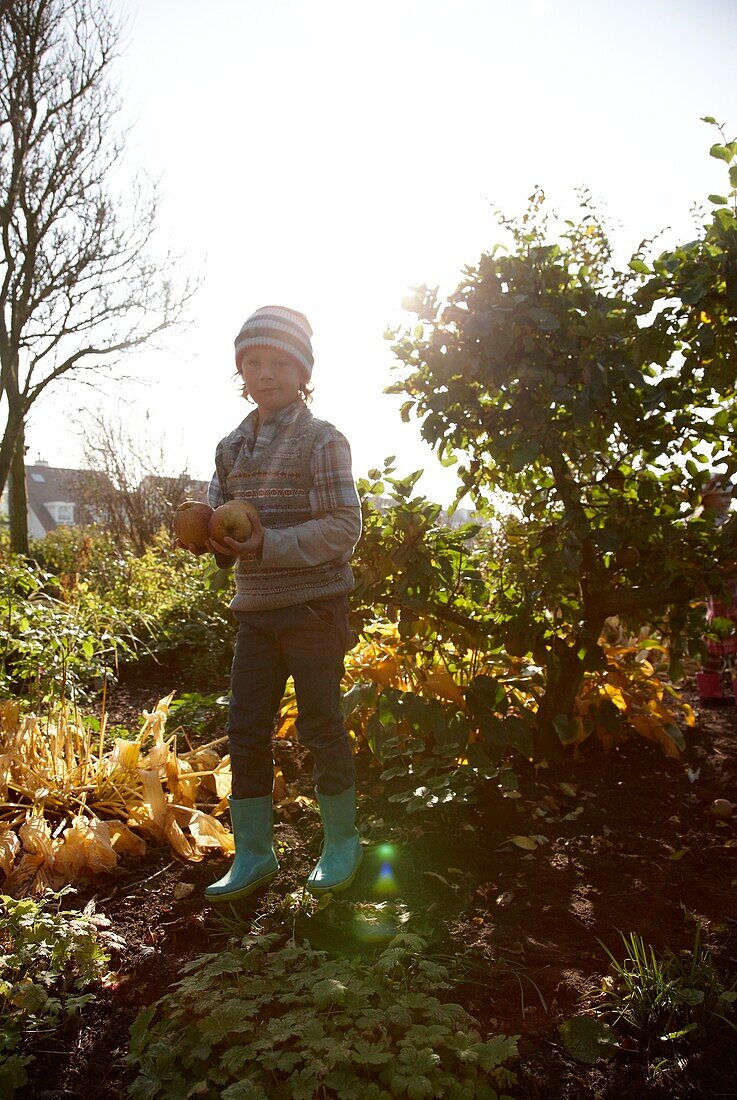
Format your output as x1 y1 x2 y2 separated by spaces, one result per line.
24 0 737 503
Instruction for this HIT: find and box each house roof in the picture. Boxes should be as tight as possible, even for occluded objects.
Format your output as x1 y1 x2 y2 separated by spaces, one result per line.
25 463 97 534
23 464 210 535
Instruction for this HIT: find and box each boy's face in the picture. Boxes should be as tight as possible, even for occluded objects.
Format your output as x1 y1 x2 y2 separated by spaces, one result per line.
239 347 304 416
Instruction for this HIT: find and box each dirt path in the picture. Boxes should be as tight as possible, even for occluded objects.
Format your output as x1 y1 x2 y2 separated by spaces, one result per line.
18 682 737 1099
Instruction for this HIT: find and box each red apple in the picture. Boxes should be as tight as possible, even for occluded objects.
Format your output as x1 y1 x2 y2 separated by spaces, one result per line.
173 501 213 550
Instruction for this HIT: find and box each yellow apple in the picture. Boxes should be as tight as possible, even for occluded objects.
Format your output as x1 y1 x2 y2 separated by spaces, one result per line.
209 500 259 545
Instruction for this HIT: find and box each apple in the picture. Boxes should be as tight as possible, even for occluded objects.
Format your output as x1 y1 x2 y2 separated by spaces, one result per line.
615 546 641 568
209 500 259 545
173 500 213 550
708 798 735 820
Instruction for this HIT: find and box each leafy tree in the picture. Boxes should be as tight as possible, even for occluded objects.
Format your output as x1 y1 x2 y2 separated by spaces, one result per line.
0 0 193 553
389 124 737 761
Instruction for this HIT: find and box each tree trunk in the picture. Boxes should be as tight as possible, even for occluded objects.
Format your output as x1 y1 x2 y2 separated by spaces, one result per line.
0 402 24 500
8 424 28 555
535 641 587 763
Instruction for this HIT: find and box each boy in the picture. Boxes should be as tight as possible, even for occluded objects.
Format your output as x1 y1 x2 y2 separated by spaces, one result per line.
195 305 362 902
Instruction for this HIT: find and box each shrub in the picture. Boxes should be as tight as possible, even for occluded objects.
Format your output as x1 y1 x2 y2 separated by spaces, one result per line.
0 550 142 703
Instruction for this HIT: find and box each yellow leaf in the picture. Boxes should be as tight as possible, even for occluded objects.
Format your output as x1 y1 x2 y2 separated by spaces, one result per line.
276 714 297 740
603 684 628 710
0 827 20 875
630 714 659 743
365 658 401 688
2 852 51 897
273 768 287 803
212 756 232 799
509 835 538 850
109 738 140 771
19 815 54 860
109 823 147 857
653 726 682 760
0 753 12 801
187 809 235 854
52 826 88 881
77 816 119 874
165 813 200 861
681 703 696 728
137 769 168 830
423 669 465 706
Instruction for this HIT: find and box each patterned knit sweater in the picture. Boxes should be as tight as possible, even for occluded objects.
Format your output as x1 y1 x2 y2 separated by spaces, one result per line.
214 406 357 611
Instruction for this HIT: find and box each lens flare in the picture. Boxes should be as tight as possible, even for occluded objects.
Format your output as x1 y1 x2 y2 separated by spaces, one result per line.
374 860 397 896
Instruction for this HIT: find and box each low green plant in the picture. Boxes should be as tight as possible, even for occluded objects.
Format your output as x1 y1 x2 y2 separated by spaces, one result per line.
166 691 228 744
126 932 518 1099
599 926 737 1046
0 890 110 1097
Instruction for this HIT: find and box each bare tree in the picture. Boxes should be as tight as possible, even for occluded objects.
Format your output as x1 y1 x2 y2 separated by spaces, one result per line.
0 0 194 552
73 406 205 554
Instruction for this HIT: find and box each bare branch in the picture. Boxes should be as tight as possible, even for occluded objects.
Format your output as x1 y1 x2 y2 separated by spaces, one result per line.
0 0 197 527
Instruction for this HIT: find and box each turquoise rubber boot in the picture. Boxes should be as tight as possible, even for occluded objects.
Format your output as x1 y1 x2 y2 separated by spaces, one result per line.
306 785 363 895
204 795 278 903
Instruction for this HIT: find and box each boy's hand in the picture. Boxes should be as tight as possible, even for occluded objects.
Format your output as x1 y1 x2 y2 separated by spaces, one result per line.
176 538 208 556
208 511 265 560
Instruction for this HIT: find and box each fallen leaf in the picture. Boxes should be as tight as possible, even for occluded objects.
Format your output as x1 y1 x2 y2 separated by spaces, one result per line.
510 835 538 850
422 871 452 887
173 882 195 900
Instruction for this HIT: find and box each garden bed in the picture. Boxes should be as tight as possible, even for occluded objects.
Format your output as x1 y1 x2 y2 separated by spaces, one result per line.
12 674 737 1099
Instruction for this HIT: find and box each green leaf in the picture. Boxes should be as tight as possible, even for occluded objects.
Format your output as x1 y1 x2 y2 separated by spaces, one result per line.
0 1054 31 1097
407 1077 435 1100
466 675 507 714
558 1016 618 1063
312 978 348 1007
221 1080 270 1099
710 143 732 163
509 441 541 472
473 1034 519 1070
708 195 729 206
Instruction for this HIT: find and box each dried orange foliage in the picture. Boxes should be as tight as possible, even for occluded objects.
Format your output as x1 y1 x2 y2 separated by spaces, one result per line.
0 695 234 896
576 644 695 756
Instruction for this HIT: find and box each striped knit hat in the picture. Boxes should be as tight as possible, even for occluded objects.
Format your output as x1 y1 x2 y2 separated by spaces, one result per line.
234 305 314 380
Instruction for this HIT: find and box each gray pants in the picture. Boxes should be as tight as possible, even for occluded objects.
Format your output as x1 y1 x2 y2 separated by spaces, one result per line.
228 595 356 799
